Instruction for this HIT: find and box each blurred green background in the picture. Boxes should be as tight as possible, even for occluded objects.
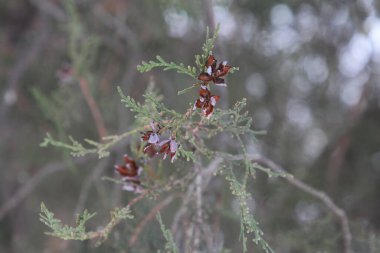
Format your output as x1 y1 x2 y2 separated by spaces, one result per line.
1 0 380 252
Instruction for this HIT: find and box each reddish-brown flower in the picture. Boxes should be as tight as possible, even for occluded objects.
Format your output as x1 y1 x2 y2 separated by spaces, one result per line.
115 154 141 178
115 154 143 193
158 137 178 163
198 55 231 86
193 85 220 118
140 122 160 156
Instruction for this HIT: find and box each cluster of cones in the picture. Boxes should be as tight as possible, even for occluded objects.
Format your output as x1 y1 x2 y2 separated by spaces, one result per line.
115 54 232 193
114 155 143 193
193 55 232 118
114 122 178 193
140 122 178 163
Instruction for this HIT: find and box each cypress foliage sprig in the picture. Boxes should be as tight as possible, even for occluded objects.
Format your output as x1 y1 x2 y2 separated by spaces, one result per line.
40 203 133 242
137 55 197 79
38 19 279 252
156 212 180 253
40 203 97 241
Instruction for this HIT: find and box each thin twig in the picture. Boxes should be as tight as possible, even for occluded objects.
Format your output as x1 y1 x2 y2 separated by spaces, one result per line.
171 158 223 250
246 154 353 253
326 81 369 191
0 157 91 221
129 193 181 246
92 1 142 100
193 170 203 253
78 77 108 139
74 159 109 215
60 167 110 253
83 191 150 240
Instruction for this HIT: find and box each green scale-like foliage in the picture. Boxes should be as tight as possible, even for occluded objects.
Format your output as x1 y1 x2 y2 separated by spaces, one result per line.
39 14 283 252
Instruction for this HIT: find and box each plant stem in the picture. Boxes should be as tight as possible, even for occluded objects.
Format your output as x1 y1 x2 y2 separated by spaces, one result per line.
78 77 108 139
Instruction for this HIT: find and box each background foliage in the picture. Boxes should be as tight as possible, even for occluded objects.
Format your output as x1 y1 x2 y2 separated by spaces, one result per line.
1 0 380 252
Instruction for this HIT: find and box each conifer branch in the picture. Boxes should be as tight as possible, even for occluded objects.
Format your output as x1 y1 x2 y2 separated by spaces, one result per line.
247 154 352 253
224 169 274 253
40 192 148 243
195 25 220 70
36 21 327 253
156 212 180 253
41 128 139 158
137 55 197 79
40 202 97 241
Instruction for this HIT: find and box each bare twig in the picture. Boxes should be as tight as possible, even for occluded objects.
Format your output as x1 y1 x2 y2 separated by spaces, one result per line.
193 171 203 253
326 81 369 191
245 154 353 253
93 3 143 143
61 163 113 253
0 156 91 221
129 193 181 246
74 159 109 215
78 77 108 139
171 158 223 251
